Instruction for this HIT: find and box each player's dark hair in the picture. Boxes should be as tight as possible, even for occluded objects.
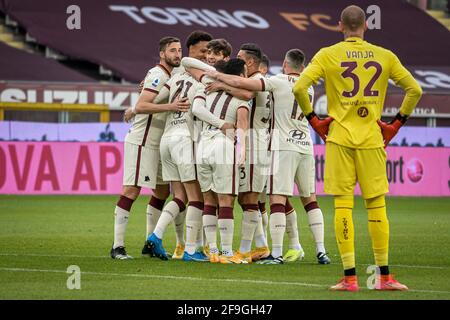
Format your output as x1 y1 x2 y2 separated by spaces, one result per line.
207 39 232 58
159 36 180 52
240 43 262 64
285 49 305 70
214 60 228 73
340 5 366 31
223 58 246 76
185 30 213 51
261 54 270 69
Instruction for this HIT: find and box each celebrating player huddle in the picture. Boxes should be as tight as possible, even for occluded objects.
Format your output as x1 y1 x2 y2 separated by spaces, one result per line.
110 4 422 292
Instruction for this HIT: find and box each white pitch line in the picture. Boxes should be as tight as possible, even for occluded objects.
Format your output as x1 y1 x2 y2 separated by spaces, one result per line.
1 267 450 295
0 252 447 270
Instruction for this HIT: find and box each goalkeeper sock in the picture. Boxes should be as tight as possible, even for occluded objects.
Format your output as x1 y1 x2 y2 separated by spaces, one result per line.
146 196 165 238
113 195 134 249
154 198 185 239
334 195 355 271
365 195 389 268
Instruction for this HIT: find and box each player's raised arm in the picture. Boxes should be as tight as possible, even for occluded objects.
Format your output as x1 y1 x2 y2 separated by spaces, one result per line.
235 105 249 166
134 87 189 114
377 53 423 146
206 70 264 92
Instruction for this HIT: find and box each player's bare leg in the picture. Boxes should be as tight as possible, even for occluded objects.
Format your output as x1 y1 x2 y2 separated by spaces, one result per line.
257 194 286 265
202 190 219 262
111 185 141 259
238 192 262 262
181 180 209 261
300 194 330 264
147 181 186 260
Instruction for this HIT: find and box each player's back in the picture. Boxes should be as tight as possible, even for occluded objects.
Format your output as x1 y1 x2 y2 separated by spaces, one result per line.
249 72 271 150
266 73 313 155
202 90 249 137
310 37 410 148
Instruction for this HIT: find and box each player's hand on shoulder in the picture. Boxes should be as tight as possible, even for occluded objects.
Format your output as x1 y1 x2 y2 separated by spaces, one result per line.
206 81 224 94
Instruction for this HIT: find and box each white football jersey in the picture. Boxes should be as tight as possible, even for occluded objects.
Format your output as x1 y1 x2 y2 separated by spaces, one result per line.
248 72 271 150
160 71 203 140
262 73 314 154
125 64 171 148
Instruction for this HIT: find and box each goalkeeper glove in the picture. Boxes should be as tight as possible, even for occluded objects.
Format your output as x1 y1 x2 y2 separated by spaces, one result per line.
306 111 333 142
377 112 408 147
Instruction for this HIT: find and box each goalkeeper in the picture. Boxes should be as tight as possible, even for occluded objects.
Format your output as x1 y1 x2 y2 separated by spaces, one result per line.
293 5 422 291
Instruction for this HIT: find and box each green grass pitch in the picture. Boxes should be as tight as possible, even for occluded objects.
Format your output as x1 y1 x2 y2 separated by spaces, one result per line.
0 195 449 300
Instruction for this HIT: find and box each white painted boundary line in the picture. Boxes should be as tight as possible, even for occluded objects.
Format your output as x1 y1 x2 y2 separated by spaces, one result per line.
0 252 447 270
1 267 450 295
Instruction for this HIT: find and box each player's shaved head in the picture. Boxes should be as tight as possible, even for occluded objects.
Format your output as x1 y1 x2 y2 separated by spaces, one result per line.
340 5 366 32
285 49 305 70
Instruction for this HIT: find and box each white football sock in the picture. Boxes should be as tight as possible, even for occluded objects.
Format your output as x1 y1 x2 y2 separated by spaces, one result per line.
254 211 268 248
308 208 326 254
113 206 129 249
286 210 302 251
185 206 203 254
203 214 218 251
269 212 286 258
240 211 259 253
146 204 162 238
174 209 186 246
218 219 234 256
261 211 268 238
154 200 180 239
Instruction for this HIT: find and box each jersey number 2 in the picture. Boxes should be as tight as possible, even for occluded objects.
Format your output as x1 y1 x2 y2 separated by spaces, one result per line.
340 61 382 97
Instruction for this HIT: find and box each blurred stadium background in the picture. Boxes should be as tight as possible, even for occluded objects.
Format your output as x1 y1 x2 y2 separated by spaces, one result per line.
0 0 449 300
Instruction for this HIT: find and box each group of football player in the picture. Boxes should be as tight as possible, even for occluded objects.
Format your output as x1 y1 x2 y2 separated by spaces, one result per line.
110 30 331 266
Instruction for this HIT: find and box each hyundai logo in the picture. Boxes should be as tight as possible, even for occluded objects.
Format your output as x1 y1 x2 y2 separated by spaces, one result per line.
289 129 306 140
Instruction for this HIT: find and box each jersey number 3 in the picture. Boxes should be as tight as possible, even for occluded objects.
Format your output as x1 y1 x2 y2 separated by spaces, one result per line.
340 61 382 98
